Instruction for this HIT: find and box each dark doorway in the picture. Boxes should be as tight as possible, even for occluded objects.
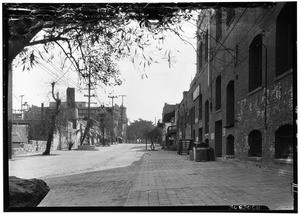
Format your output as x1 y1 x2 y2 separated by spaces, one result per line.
248 130 262 157
205 100 209 133
226 135 235 155
198 128 203 143
215 120 222 157
275 124 293 159
192 129 195 143
226 81 235 127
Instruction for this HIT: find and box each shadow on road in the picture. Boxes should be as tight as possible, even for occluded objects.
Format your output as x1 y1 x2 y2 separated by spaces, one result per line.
38 158 144 208
14 153 60 158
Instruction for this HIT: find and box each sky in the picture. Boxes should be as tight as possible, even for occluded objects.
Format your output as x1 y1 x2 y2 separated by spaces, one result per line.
12 19 197 124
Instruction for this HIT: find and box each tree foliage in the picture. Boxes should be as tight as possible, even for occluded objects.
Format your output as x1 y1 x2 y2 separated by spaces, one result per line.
144 127 161 144
5 3 202 88
127 118 155 142
5 3 273 86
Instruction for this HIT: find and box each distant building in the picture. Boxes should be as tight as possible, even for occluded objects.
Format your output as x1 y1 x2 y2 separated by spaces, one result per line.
161 103 178 150
22 88 128 146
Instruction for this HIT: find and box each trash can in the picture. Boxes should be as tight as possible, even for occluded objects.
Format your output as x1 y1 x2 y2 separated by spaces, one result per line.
195 148 208 162
193 142 200 161
207 148 215 161
189 150 194 161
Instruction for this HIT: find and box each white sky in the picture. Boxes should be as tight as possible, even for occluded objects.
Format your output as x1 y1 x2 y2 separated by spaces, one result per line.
12 20 197 124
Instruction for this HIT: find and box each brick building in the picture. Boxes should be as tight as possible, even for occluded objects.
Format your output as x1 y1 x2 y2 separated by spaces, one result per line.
161 103 178 149
176 2 296 170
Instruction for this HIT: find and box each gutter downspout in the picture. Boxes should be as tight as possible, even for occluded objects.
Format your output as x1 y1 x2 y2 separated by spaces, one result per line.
261 42 267 130
207 13 211 87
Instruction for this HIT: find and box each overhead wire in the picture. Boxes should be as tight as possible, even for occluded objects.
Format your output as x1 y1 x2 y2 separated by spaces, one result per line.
32 46 85 92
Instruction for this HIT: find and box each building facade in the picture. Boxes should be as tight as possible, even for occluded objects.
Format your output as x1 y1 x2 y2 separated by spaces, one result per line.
176 3 295 170
161 103 178 149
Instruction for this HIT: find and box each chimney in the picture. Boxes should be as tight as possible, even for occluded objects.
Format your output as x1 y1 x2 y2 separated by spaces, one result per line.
67 88 75 108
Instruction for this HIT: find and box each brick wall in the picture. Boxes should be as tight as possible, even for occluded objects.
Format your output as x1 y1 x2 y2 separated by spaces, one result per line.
179 3 295 169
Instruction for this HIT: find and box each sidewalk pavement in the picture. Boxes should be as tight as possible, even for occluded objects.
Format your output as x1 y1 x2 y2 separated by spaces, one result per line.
123 147 294 210
37 144 294 210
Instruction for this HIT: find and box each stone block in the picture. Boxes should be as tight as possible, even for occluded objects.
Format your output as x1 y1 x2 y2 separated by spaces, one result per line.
9 176 50 207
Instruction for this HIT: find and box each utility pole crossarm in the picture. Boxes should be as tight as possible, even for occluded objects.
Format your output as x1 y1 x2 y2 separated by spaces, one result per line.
108 95 118 108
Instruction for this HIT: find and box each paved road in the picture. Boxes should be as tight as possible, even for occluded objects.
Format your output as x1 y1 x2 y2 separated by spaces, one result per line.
9 143 294 211
9 144 144 179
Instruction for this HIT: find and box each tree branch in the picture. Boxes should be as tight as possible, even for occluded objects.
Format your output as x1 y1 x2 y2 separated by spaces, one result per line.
54 40 83 77
165 27 196 52
27 36 69 47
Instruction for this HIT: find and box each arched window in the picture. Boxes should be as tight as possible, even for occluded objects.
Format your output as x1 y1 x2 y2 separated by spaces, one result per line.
205 29 208 61
248 130 262 157
205 100 209 133
276 3 296 76
249 34 263 92
215 76 221 111
275 124 293 159
216 9 222 42
226 81 234 126
199 94 202 120
226 8 235 26
198 42 203 70
226 135 235 155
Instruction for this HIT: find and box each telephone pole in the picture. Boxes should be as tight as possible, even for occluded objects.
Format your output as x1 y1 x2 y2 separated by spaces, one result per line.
119 95 127 142
83 67 96 145
19 95 24 119
108 95 118 144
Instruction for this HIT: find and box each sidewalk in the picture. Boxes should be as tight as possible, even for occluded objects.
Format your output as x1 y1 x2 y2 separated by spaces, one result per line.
124 147 294 210
36 144 294 210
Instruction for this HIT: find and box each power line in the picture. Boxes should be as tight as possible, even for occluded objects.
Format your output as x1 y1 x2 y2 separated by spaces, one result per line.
35 59 86 98
13 94 21 103
32 46 84 91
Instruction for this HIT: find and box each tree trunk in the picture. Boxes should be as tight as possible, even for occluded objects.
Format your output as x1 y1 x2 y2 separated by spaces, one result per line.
5 16 44 159
43 130 54 155
80 120 91 145
43 83 61 155
7 65 13 159
102 126 105 146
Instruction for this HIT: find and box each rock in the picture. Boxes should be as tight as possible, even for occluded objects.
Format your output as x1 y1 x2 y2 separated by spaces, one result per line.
9 176 50 207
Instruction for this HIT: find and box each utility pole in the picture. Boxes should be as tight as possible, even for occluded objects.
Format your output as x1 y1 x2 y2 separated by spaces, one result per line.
119 95 126 142
108 95 118 144
19 95 24 119
83 67 96 145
